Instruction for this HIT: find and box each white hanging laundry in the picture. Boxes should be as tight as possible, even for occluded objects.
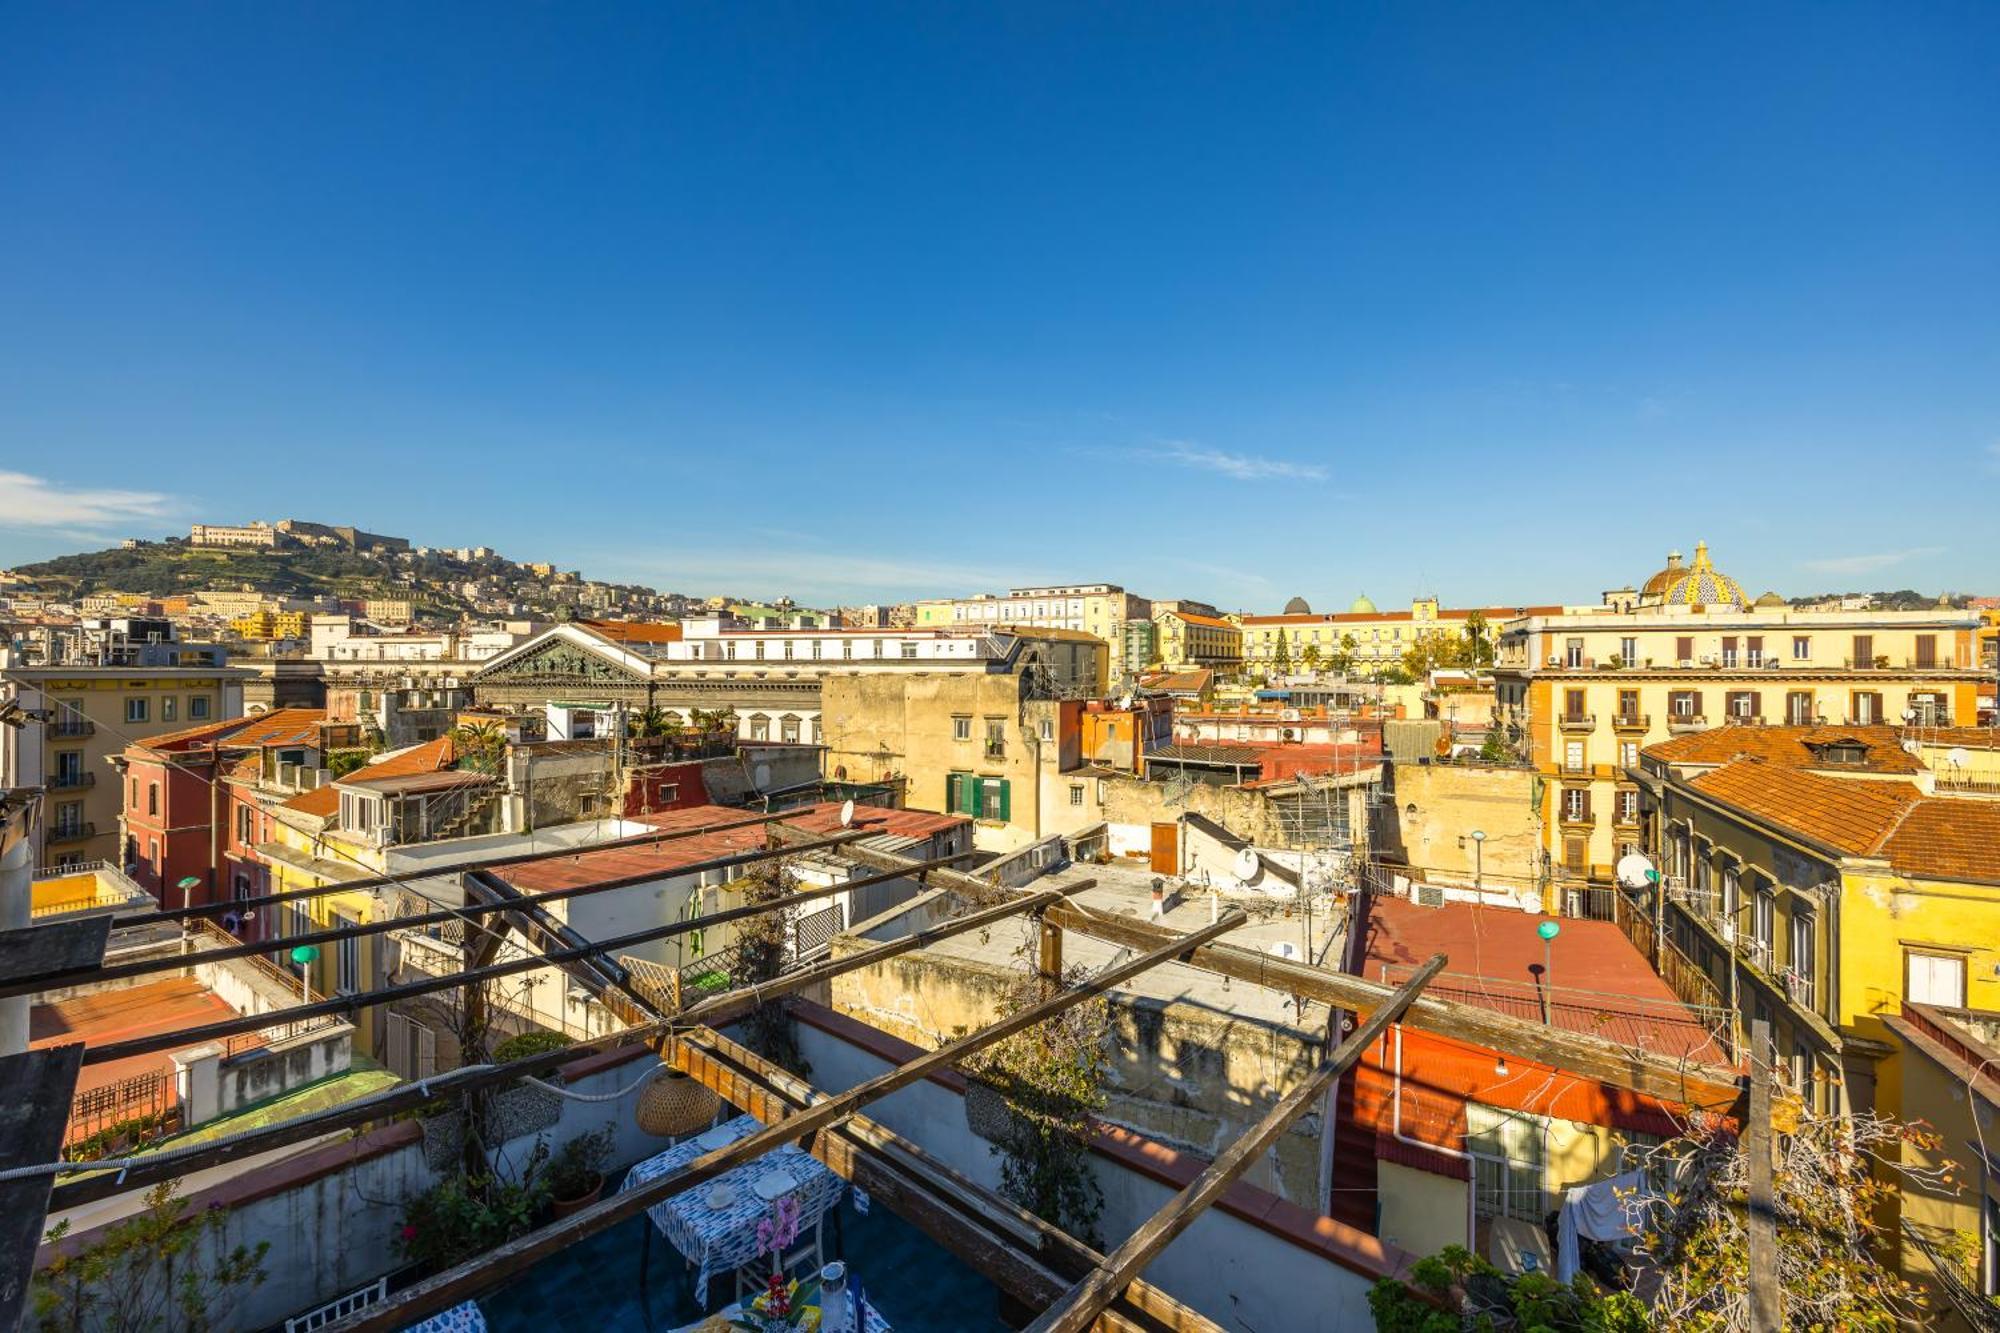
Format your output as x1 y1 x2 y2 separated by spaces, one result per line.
1556 1168 1648 1282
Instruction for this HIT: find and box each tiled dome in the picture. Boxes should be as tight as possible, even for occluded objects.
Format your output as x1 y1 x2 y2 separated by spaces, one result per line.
1283 596 1312 614
1349 593 1378 614
1661 541 1748 608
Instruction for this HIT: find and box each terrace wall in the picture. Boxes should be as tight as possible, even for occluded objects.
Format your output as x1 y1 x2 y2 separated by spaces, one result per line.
792 1004 1400 1333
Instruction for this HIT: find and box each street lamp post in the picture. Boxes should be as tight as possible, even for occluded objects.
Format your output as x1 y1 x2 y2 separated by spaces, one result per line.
1470 829 1486 895
1536 919 1560 1025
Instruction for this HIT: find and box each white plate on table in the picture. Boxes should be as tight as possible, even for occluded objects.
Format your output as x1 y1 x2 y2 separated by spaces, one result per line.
752 1170 798 1201
704 1184 736 1210
693 1125 735 1152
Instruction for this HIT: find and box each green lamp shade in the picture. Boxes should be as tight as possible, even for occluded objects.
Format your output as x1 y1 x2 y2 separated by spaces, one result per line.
290 945 320 965
1536 921 1560 941
176 876 202 890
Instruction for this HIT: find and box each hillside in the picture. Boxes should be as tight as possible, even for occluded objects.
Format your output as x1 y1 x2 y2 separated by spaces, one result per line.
6 538 666 621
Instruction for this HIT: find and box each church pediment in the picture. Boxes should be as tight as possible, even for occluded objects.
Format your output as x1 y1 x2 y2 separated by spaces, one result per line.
476 632 650 686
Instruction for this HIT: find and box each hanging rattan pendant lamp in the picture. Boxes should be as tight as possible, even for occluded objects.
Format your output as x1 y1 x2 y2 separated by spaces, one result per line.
636 1044 720 1137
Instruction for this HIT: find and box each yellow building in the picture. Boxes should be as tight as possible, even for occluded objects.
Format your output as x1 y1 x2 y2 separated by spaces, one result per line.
229 608 309 640
1494 543 1982 886
914 583 1149 679
1152 609 1241 670
1633 728 2000 1319
1242 595 1551 675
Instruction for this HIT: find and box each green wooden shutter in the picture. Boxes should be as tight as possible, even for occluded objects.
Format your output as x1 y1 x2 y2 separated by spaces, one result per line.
997 779 1011 823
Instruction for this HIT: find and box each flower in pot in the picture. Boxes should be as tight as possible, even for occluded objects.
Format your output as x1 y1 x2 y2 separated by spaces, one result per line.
544 1127 613 1218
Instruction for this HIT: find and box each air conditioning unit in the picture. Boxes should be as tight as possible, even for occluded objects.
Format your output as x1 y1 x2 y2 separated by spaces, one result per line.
372 826 394 848
1546 655 1562 667
1415 884 1446 908
1700 654 1717 666
1280 708 1300 721
1677 659 1694 668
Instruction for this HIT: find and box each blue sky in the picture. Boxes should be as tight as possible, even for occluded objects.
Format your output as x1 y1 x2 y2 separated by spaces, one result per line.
3 3 1996 610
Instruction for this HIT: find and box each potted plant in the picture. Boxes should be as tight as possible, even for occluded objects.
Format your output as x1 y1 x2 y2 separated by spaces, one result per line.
544 1128 613 1218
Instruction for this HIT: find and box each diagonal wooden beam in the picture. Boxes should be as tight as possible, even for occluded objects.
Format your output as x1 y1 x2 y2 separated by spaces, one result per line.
1045 899 1744 1112
1025 954 1448 1333
674 1027 1223 1333
329 908 1250 1332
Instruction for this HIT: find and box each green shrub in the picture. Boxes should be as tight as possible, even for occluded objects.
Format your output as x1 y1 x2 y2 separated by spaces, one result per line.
491 1030 574 1064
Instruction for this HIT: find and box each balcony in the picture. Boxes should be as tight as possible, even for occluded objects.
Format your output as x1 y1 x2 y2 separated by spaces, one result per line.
983 740 1006 761
1557 712 1596 732
1721 713 1765 726
48 770 96 791
1665 713 1707 733
1610 712 1650 731
47 821 96 845
50 718 95 738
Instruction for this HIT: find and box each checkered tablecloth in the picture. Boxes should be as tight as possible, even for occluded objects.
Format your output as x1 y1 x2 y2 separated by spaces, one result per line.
400 1299 486 1332
621 1114 847 1306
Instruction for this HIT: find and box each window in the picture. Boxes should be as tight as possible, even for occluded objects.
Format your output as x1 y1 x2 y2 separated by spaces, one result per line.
725 641 737 660
1721 865 1740 923
1789 907 1816 994
1564 638 1584 669
812 640 823 660
1619 740 1638 767
1851 690 1883 724
1616 689 1639 722
1069 784 1084 807
1038 718 1054 742
783 641 795 660
1852 635 1875 667
1906 950 1967 1007
1563 739 1585 771
780 714 800 744
131 777 138 806
1752 887 1775 963
1620 636 1638 664
900 642 918 660
842 639 853 660
1915 634 1936 668
126 697 149 723
1468 1104 1547 1223
52 801 85 838
148 783 160 816
1676 636 1695 664
1564 837 1587 873
1721 636 1738 668
753 640 765 660
1792 635 1811 661
333 911 361 995
748 714 770 742
236 805 255 845
161 696 178 722
1562 787 1591 822
1563 688 1586 721
984 717 1006 759
1616 789 1639 824
1725 690 1760 720
1786 691 1816 725
189 695 211 719
1669 690 1701 719
952 715 972 742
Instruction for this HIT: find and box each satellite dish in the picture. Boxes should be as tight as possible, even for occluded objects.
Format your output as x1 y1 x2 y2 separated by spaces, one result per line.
753 762 771 789
1516 889 1543 915
1233 847 1260 881
1947 747 1970 770
1615 852 1656 889
1902 739 1922 755
839 798 856 827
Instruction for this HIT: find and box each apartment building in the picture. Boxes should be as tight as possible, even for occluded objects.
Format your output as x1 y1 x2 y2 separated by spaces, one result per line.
1241 595 1552 674
189 521 281 548
1152 608 1242 669
472 618 1107 752
1 630 247 870
913 583 1150 679
1492 544 1980 884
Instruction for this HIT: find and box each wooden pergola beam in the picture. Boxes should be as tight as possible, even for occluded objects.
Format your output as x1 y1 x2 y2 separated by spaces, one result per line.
674 1028 1222 1333
1026 955 1448 1333
48 876 1085 1212
1044 899 1744 1112
327 909 1250 1332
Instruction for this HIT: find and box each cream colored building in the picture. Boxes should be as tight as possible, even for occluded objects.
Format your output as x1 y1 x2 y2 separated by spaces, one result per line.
1242 595 1557 675
1493 543 1982 888
914 583 1149 679
1 656 249 870
189 521 280 548
1153 609 1242 670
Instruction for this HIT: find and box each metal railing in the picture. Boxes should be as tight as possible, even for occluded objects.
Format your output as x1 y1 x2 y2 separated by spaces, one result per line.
66 1068 179 1154
48 770 96 790
46 821 95 844
50 718 95 738
1902 1220 2000 1333
1610 713 1649 730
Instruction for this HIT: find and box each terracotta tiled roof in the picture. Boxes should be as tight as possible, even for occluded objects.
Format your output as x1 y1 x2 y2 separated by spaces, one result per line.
1687 759 1923 856
1878 801 2000 884
338 736 457 785
280 785 340 818
1646 724 1925 775
1161 611 1237 630
578 620 682 645
1137 668 1213 693
134 707 328 754
1907 725 2000 751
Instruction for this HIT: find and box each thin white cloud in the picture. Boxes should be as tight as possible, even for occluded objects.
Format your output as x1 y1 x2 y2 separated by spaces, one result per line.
0 471 174 531
1797 546 1945 577
1143 442 1328 483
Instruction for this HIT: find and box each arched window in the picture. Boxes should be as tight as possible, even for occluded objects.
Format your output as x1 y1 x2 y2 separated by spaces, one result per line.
748 713 771 742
